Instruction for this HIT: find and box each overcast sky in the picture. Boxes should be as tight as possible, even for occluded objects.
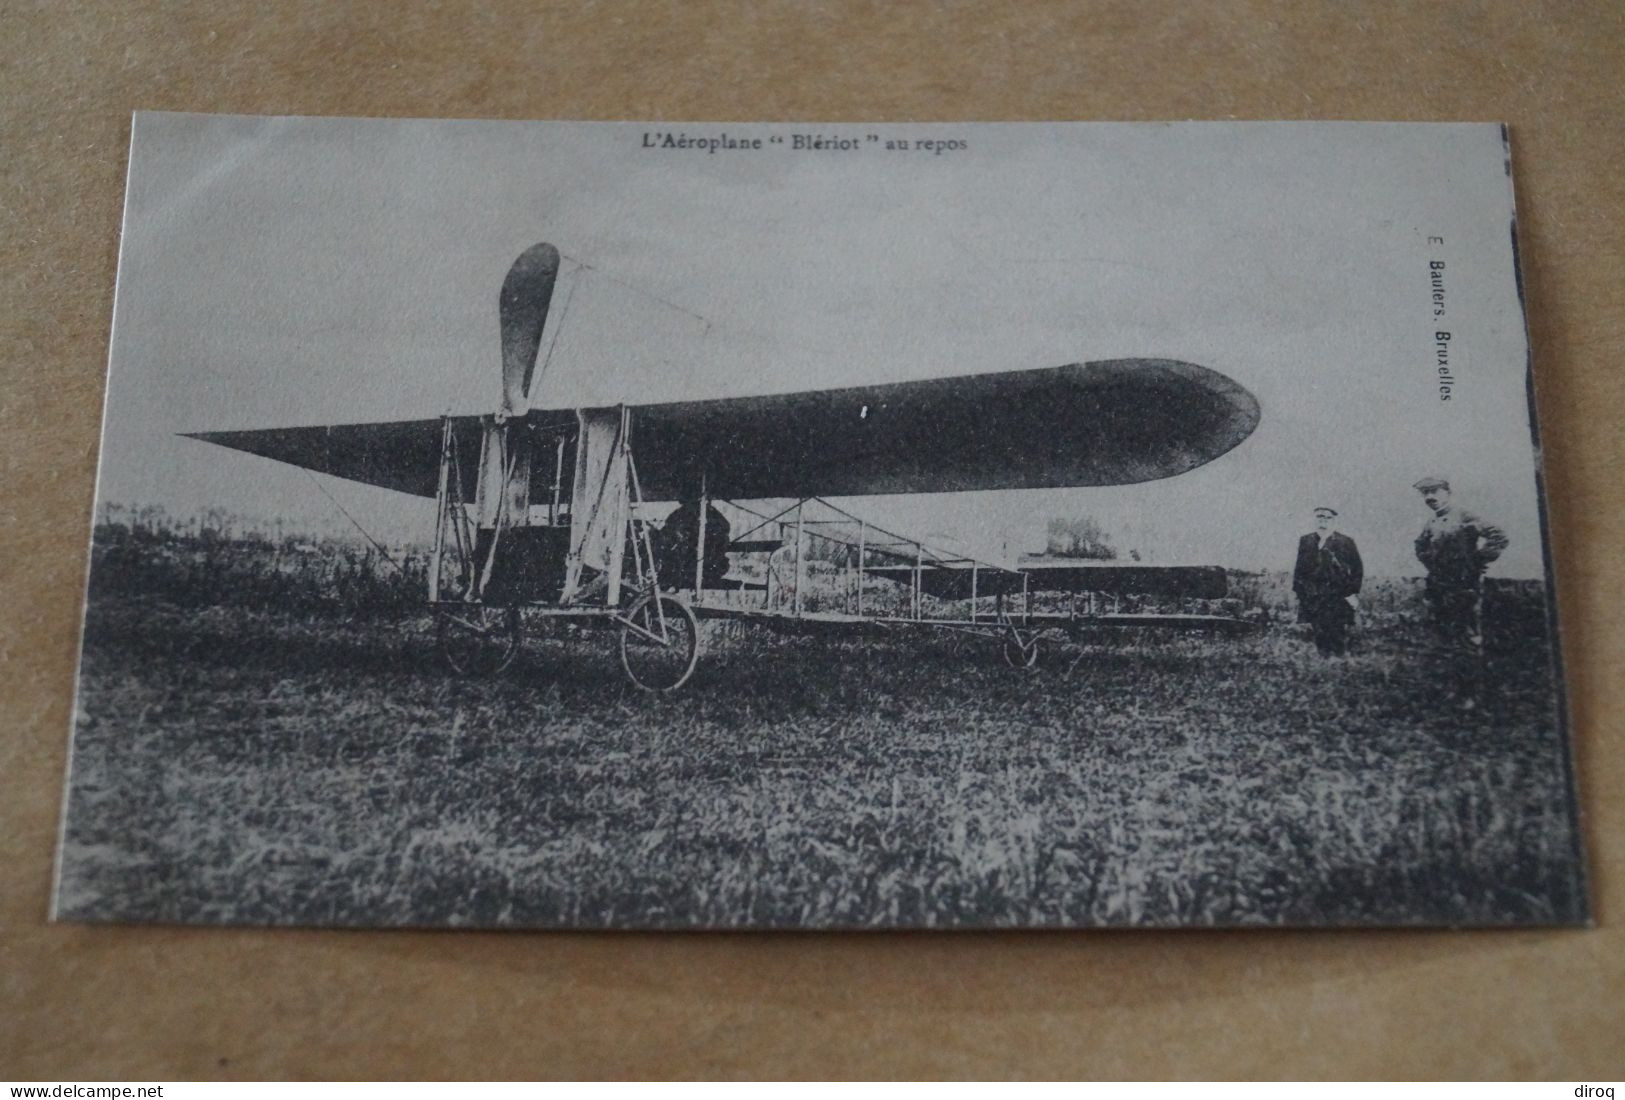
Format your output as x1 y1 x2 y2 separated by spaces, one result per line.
95 114 1549 576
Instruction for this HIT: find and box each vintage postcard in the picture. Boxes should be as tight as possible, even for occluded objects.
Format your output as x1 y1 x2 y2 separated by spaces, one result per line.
55 114 1586 928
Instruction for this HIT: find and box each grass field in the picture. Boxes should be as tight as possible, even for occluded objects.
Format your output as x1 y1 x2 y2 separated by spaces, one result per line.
55 521 1587 929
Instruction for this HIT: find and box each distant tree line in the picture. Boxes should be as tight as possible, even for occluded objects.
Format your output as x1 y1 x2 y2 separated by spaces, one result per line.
1043 515 1117 560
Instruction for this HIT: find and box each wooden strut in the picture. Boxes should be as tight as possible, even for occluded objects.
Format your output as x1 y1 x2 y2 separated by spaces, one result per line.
474 419 521 602
730 499 804 544
429 416 452 603
622 437 669 639
694 473 707 607
912 541 923 620
603 407 630 607
699 493 1029 638
439 422 476 603
793 499 806 618
450 434 473 597
465 422 493 600
625 459 648 591
550 434 565 526
564 409 620 607
856 520 866 618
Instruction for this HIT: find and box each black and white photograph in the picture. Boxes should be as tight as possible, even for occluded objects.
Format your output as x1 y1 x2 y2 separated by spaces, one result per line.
55 114 1586 929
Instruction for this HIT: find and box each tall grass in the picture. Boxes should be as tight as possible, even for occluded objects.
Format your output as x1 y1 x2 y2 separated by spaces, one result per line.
89 505 426 618
57 509 1585 929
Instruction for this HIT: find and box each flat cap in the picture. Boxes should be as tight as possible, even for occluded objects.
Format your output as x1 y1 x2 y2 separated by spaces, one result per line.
1313 506 1338 517
1412 476 1451 492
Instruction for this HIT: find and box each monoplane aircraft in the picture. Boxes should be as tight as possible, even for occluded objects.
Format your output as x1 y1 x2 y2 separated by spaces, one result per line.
189 242 1262 690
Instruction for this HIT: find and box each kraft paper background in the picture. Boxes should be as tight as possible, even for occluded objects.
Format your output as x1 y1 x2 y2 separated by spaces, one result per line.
2 1 1621 1080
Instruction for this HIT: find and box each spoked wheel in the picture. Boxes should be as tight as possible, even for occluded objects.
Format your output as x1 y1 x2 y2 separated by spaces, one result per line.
619 592 701 692
436 604 523 677
1002 633 1040 670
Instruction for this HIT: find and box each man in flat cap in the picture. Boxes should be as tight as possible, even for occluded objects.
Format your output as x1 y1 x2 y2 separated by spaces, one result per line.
1413 477 1509 704
1293 506 1364 656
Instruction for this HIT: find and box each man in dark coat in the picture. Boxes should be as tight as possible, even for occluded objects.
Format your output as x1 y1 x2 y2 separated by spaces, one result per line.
1292 506 1364 656
656 499 733 591
1413 476 1509 705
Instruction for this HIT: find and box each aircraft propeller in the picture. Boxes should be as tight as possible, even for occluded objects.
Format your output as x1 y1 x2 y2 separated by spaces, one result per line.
498 242 562 418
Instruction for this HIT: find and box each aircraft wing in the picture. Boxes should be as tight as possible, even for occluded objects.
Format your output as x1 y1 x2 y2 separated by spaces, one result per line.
185 417 468 499
630 359 1257 500
185 359 1258 501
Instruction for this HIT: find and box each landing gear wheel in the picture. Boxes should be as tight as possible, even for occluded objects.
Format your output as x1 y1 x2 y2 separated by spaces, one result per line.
436 605 523 677
1002 634 1040 670
619 593 701 692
